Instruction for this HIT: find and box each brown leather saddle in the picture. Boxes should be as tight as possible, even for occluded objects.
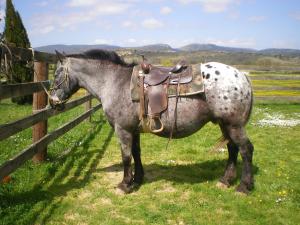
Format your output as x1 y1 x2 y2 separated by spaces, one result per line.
139 61 193 133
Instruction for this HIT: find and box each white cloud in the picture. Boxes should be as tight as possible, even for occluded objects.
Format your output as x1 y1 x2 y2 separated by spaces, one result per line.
122 21 135 28
93 38 112 44
40 25 55 34
160 6 173 15
248 15 266 22
30 1 132 35
94 3 131 15
127 38 137 43
142 18 164 29
228 10 240 19
67 0 132 15
177 0 239 13
68 0 97 7
35 1 49 7
290 12 300 21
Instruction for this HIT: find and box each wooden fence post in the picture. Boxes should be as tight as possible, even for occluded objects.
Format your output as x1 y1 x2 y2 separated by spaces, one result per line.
32 61 48 163
85 90 92 122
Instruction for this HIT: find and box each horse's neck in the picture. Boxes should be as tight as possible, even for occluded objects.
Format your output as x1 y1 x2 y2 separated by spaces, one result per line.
76 60 132 101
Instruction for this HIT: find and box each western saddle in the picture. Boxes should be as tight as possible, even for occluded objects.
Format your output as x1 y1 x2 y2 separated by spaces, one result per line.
139 60 193 133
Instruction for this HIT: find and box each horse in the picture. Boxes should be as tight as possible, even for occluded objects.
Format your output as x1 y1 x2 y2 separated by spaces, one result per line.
49 49 254 194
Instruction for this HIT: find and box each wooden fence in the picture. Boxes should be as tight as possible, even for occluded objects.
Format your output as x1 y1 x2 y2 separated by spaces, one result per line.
249 74 300 102
0 45 101 181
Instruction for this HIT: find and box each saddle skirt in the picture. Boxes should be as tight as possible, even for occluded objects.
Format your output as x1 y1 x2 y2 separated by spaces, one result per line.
130 63 204 102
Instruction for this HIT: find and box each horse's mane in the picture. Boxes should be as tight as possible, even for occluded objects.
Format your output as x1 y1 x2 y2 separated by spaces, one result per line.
67 49 136 67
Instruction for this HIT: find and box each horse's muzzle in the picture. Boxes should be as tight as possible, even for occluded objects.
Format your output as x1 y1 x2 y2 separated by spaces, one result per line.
49 95 64 110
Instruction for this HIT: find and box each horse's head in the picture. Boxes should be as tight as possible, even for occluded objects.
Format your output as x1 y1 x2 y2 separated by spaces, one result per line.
49 51 79 109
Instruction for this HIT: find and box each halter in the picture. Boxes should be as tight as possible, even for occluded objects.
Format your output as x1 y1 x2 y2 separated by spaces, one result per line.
42 60 71 105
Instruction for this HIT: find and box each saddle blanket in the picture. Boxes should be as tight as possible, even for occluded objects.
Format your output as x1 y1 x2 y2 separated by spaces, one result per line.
130 63 204 102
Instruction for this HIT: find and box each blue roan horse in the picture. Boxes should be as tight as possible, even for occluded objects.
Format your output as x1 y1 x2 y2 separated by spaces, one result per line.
49 50 254 194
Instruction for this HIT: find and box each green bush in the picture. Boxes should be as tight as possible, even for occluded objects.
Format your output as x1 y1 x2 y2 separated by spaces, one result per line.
4 0 33 104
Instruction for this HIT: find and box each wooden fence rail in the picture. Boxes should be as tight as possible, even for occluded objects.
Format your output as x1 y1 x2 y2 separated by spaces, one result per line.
0 81 51 100
254 96 300 102
0 104 101 181
0 95 93 141
253 86 300 91
249 75 300 80
0 45 97 181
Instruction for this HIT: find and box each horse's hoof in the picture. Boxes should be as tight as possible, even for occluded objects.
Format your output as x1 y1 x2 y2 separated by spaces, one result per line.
117 182 142 194
216 181 229 189
236 183 251 195
117 182 134 194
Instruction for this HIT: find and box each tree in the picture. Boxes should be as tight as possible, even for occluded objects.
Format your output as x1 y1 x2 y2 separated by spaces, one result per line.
4 0 33 104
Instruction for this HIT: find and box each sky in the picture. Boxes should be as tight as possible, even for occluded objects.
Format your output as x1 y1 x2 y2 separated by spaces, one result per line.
0 0 300 49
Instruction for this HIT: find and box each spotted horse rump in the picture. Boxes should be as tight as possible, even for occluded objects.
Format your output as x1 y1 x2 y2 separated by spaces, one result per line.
201 62 253 125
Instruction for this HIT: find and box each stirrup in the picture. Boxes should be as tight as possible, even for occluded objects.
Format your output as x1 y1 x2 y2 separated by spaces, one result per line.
148 117 164 133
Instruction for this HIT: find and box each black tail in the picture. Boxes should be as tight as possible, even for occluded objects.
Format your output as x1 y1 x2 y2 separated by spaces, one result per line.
244 74 254 124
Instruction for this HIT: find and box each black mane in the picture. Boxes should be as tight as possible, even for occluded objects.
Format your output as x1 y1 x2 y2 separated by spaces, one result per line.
67 49 136 67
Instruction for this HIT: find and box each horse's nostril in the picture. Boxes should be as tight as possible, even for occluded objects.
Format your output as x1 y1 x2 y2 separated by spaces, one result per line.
49 95 60 108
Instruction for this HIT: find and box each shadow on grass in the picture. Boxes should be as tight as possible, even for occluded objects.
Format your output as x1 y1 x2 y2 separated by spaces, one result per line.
0 118 114 225
100 160 258 185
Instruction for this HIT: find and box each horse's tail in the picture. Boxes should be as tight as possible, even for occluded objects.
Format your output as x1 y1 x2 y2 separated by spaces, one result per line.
210 135 229 152
244 73 254 125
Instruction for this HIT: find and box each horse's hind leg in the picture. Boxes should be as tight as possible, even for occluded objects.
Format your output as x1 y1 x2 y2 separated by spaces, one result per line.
132 132 144 186
224 125 254 194
219 140 239 187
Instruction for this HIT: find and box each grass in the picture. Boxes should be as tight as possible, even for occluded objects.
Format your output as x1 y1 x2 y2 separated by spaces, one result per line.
0 100 299 225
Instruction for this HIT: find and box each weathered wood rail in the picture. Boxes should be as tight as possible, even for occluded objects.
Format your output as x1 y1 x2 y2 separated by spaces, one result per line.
0 81 50 100
249 75 300 103
0 45 100 181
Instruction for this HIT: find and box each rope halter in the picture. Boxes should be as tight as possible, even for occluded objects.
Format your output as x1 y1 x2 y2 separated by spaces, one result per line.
46 60 71 106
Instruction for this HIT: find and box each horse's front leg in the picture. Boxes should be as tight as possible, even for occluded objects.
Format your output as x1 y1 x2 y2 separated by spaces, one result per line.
132 132 144 186
115 125 134 193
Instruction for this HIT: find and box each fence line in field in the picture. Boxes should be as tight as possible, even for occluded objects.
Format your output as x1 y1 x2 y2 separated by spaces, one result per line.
0 45 101 181
249 75 300 103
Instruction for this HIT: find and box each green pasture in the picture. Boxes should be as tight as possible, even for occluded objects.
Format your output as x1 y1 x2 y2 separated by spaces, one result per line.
0 98 299 225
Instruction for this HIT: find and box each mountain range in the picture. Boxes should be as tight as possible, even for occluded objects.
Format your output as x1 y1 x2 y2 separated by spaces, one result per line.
35 43 300 57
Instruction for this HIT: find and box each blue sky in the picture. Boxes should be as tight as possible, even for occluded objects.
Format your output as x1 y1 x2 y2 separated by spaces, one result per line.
1 0 300 49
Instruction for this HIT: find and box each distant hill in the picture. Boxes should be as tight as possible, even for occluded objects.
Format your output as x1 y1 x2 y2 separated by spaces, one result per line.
258 48 300 56
179 43 256 53
130 44 178 52
35 43 300 57
35 44 121 54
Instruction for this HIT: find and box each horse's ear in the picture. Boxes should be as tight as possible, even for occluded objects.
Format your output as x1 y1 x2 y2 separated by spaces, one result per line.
55 50 65 63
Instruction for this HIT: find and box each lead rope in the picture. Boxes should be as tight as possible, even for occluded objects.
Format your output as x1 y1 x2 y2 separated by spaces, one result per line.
165 73 181 150
1 41 14 82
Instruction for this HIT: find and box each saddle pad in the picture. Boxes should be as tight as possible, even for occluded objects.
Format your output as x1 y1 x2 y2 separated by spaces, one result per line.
130 64 204 102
